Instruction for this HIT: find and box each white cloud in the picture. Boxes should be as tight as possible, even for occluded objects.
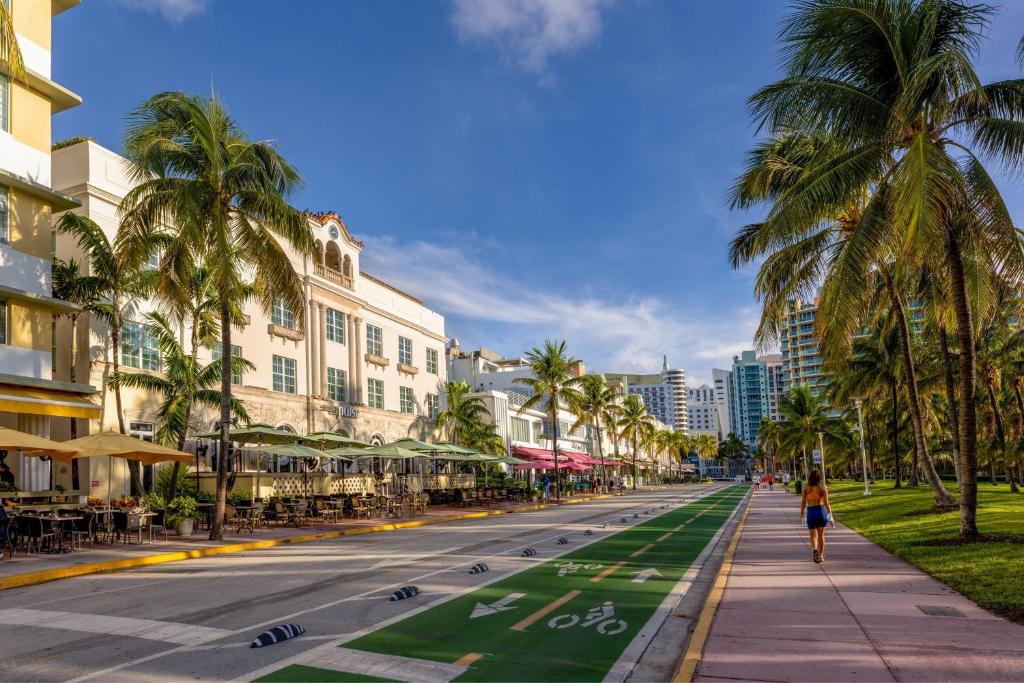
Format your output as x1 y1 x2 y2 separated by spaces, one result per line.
358 234 756 386
116 0 207 23
450 0 614 74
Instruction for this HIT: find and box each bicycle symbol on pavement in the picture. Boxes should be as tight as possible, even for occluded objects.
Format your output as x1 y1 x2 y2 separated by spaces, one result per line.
555 561 603 577
548 601 628 635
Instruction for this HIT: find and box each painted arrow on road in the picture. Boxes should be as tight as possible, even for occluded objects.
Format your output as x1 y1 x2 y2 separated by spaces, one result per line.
631 568 662 584
470 592 527 619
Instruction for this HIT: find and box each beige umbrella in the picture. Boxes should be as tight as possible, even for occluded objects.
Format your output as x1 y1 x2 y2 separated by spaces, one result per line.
48 431 193 502
0 425 81 458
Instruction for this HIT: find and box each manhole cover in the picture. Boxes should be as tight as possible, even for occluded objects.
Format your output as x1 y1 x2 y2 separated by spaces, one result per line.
916 605 966 617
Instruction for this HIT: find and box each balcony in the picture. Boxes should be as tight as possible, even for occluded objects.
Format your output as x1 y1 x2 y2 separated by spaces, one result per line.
268 323 303 342
314 263 354 290
365 353 390 367
397 363 419 376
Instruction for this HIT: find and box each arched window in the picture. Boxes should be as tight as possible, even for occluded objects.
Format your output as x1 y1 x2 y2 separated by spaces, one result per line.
369 433 385 447
325 241 342 272
342 254 353 278
313 240 324 265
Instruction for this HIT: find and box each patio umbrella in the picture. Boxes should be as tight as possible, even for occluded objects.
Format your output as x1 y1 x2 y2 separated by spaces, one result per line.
301 432 368 448
352 445 422 460
256 443 350 499
194 424 299 495
56 431 192 502
386 438 450 493
2 425 81 458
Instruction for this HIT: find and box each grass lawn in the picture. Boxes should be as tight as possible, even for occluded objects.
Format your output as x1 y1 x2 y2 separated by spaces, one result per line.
826 479 1024 622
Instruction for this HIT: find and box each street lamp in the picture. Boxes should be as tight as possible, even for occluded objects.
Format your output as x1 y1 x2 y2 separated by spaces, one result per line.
854 397 872 496
815 431 826 484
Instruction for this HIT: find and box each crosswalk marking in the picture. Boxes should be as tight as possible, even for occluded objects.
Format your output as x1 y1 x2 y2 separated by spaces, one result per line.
304 647 469 683
0 608 233 646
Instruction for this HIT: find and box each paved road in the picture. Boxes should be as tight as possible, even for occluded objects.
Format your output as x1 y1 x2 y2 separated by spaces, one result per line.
0 485 736 682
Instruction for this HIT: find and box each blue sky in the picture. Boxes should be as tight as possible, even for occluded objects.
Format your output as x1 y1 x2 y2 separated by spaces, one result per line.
53 0 1024 385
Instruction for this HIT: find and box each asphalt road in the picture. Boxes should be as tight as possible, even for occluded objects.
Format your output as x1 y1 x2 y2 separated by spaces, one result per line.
0 485 733 682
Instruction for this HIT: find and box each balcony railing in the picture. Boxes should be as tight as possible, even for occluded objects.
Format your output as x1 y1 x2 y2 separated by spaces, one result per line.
314 263 354 290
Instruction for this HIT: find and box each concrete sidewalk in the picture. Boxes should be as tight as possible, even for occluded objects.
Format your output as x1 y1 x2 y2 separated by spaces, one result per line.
695 489 1024 682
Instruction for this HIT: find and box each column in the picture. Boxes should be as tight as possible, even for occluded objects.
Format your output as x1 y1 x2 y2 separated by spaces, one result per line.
318 302 328 398
353 316 364 404
309 300 320 398
346 313 357 401
17 414 51 491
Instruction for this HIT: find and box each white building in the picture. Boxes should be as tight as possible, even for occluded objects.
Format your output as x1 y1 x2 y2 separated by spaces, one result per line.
604 356 688 433
687 384 723 440
51 140 448 497
712 368 733 438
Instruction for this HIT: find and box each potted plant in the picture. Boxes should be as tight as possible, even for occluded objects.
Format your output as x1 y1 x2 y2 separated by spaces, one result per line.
53 484 67 503
166 495 200 536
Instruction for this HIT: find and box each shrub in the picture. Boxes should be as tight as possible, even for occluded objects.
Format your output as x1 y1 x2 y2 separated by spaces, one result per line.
166 495 200 526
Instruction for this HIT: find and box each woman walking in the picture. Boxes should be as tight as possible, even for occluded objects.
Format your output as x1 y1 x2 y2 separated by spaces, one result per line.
800 469 834 563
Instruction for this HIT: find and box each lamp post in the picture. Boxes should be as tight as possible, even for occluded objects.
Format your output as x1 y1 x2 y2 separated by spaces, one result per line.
815 431 826 484
854 397 871 496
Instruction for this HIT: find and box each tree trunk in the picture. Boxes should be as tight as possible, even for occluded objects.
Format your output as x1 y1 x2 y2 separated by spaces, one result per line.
892 378 901 488
595 415 605 493
631 435 638 490
939 327 962 490
551 398 560 500
210 296 233 541
110 305 144 497
946 236 979 538
986 379 1010 492
882 268 954 504
69 313 80 490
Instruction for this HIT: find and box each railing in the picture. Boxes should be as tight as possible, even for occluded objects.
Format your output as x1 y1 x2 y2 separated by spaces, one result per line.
314 263 354 290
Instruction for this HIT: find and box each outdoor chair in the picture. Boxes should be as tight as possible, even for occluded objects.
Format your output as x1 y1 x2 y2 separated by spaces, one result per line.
224 504 238 530
0 510 14 560
147 511 168 543
287 500 308 527
23 516 61 553
69 511 96 550
234 506 256 534
412 493 428 515
112 511 144 545
350 496 371 519
251 503 265 529
268 500 286 526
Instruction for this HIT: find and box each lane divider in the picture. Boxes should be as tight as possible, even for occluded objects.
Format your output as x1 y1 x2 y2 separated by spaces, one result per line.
590 561 627 584
510 589 582 632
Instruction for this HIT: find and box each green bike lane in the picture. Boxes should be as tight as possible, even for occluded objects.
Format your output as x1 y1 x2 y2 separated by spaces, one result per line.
255 485 747 683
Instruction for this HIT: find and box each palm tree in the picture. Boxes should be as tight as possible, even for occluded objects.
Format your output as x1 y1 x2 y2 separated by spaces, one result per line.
616 394 655 490
111 312 253 500
436 380 489 446
718 433 748 477
0 0 25 84
515 340 584 499
56 213 160 496
120 92 314 541
747 0 1024 537
778 386 850 478
693 434 718 478
661 430 692 479
572 374 617 489
758 417 781 475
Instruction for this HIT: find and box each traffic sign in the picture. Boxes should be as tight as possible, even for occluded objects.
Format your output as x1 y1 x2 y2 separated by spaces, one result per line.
812 449 822 464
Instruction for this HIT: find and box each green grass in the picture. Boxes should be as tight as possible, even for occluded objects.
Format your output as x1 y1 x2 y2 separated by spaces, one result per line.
256 665 397 682
827 480 1024 622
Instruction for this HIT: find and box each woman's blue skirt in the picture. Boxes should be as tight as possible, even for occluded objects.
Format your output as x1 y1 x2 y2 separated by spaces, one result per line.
806 505 829 529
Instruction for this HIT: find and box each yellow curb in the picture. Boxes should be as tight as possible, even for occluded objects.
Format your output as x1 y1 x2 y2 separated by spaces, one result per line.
0 491 628 592
673 494 752 682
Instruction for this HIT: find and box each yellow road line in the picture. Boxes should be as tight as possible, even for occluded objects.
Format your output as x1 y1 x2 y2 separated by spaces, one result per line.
454 652 483 667
673 495 751 682
630 543 655 558
657 532 672 542
510 590 581 632
590 561 626 583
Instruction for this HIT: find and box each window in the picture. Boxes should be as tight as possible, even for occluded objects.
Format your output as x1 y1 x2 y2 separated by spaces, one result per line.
272 297 295 329
326 308 345 343
122 320 160 370
426 393 439 419
367 378 384 409
426 348 438 375
511 417 530 442
366 324 383 357
399 386 415 414
327 367 347 401
0 299 6 345
272 355 296 394
0 75 8 133
144 249 161 271
212 344 243 385
0 184 8 244
398 336 412 365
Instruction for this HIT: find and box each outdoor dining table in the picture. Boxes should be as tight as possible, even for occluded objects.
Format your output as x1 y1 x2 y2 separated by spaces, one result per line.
86 506 115 543
16 513 82 554
381 495 403 519
196 502 215 530
283 501 307 527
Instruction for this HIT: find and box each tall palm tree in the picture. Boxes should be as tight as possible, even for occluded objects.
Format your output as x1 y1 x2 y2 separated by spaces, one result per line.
111 312 253 499
662 430 692 478
515 340 584 499
0 0 25 84
747 0 1024 537
436 380 489 446
778 386 850 477
56 213 160 496
616 394 655 490
120 92 314 540
693 434 719 478
572 374 617 488
758 417 781 474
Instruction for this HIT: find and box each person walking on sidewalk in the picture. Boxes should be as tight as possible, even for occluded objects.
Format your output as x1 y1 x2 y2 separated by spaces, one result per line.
782 471 790 491
800 469 834 563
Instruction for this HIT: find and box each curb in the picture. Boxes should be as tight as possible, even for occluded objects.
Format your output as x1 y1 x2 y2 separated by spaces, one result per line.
673 491 752 682
0 490 637 591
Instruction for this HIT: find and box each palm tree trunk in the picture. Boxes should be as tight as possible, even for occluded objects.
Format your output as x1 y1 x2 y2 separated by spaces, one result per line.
938 327 962 489
985 380 1011 492
111 305 144 497
631 435 638 490
595 416 606 493
210 296 232 541
166 319 202 503
891 378 901 488
946 236 979 538
69 313 80 490
551 403 560 500
882 269 954 505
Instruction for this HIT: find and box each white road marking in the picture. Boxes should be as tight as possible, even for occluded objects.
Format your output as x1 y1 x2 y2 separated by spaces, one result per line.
304 647 468 683
0 608 233 646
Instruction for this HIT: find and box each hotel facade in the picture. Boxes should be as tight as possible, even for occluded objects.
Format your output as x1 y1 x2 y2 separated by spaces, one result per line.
51 140 448 497
0 1 100 493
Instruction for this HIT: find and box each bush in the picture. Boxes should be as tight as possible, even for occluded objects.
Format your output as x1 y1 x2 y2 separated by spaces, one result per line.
228 490 252 506
166 495 199 526
141 492 166 511
155 466 198 501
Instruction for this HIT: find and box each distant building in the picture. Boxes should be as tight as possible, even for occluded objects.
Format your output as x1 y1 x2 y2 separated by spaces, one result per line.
729 351 782 447
780 296 827 396
687 384 723 440
712 368 733 438
605 356 688 432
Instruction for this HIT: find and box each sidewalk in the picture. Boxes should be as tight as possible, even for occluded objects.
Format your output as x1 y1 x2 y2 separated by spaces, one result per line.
695 489 1024 682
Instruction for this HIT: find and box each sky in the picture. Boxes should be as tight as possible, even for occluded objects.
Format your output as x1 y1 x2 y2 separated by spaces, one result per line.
52 0 1024 386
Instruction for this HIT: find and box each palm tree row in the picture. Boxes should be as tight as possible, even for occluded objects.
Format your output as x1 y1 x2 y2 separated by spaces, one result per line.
732 0 1024 537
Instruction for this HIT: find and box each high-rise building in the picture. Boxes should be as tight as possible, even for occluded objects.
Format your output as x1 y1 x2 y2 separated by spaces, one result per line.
712 368 733 437
687 384 722 440
779 296 827 396
0 1 100 492
605 356 688 432
729 351 781 446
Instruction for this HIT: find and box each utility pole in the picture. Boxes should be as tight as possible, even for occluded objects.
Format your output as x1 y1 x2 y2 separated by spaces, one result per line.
854 397 871 496
816 431 826 484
